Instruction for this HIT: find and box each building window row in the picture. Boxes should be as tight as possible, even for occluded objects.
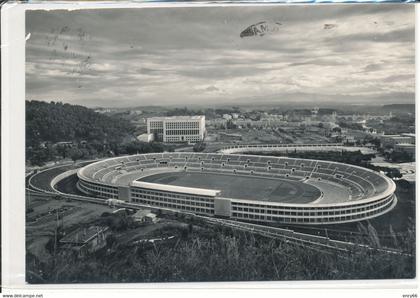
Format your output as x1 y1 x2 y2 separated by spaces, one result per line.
131 188 212 202
232 202 392 223
230 197 392 216
132 193 214 208
165 129 200 135
79 180 118 199
149 121 164 128
132 198 214 214
165 122 200 129
79 180 118 195
231 195 393 212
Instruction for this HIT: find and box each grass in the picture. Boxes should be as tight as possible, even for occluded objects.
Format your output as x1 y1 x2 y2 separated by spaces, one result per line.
141 172 320 203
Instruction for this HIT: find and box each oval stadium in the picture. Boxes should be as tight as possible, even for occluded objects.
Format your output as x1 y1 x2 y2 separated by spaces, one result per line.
75 152 397 225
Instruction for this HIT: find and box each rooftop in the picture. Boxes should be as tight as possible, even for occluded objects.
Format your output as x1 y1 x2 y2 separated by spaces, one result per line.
394 143 415 147
133 209 154 218
131 180 221 197
381 135 413 140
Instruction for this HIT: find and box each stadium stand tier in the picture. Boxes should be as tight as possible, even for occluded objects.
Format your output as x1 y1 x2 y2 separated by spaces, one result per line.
218 143 377 155
76 153 397 225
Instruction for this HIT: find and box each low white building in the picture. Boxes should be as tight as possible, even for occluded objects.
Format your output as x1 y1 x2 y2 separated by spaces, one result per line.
132 209 158 223
137 133 154 143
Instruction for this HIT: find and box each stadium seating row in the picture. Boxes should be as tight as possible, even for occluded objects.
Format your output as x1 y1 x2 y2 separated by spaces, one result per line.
79 152 391 201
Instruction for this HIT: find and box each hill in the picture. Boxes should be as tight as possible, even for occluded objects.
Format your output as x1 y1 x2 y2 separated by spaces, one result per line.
26 100 135 147
381 104 415 114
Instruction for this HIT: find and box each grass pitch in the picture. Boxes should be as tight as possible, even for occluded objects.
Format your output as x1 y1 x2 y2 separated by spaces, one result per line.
140 172 321 203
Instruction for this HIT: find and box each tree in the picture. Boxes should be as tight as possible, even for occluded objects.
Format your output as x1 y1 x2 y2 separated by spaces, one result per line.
26 100 134 149
106 234 117 248
386 168 402 179
226 120 237 129
69 147 83 162
389 150 413 163
193 142 206 152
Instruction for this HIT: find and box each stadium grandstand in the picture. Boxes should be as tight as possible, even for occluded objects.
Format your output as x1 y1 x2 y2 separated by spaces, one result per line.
73 152 397 225
218 143 376 155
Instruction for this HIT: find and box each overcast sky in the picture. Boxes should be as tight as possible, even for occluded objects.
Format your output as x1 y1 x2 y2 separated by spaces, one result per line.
26 4 415 108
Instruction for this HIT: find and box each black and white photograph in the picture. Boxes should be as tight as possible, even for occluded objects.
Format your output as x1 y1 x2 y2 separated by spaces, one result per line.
24 3 415 284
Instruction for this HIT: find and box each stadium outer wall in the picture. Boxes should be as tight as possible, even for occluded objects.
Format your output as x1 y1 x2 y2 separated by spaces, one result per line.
75 153 397 225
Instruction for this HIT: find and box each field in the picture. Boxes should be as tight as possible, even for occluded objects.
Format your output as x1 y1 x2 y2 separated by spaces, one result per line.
140 172 321 203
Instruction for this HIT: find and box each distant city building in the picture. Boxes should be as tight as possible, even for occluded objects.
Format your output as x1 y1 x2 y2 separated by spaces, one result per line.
344 135 356 145
222 114 233 120
364 127 378 135
383 134 415 158
401 133 416 141
394 143 415 159
147 115 206 143
94 108 112 114
379 134 415 148
363 113 393 121
234 118 288 128
311 107 319 117
331 111 337 122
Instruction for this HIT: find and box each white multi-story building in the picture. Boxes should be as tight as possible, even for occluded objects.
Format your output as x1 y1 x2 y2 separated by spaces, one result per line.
147 116 206 143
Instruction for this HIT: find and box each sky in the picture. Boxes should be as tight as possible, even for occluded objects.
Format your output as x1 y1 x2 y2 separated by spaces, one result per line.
26 4 415 108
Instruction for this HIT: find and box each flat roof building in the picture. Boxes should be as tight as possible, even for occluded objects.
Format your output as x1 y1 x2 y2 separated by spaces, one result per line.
147 115 206 143
379 134 415 148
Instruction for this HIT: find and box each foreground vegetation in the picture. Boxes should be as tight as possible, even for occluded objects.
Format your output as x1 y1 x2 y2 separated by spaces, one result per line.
26 215 415 284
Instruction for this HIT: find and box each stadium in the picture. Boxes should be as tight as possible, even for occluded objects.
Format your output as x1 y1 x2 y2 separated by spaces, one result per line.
75 152 397 225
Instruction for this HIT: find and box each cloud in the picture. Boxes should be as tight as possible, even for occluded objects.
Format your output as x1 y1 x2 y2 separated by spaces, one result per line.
26 5 415 108
324 27 414 45
204 85 220 92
